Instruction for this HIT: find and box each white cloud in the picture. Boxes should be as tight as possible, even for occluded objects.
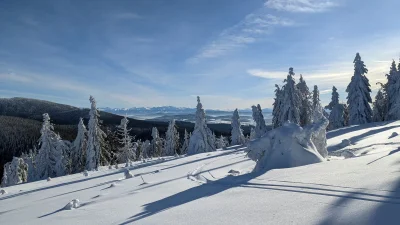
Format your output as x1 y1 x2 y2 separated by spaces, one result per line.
187 13 294 63
265 0 338 13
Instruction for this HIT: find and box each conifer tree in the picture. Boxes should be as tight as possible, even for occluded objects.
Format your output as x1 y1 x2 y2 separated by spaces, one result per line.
86 96 107 170
297 75 313 126
117 116 135 165
180 130 190 155
385 60 398 120
164 119 180 156
279 67 301 125
372 89 386 122
326 86 345 130
150 127 162 157
36 113 66 179
187 96 216 154
251 104 267 138
231 109 245 145
70 118 87 174
346 53 373 125
215 135 228 149
272 84 284 128
312 85 325 122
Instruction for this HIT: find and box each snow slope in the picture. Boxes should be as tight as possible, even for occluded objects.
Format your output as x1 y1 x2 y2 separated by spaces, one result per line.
1 121 400 224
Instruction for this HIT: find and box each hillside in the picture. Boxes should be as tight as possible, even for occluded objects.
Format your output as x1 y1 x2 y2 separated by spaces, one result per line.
1 121 400 224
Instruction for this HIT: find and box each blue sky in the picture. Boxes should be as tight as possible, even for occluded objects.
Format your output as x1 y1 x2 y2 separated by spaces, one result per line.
1 0 400 109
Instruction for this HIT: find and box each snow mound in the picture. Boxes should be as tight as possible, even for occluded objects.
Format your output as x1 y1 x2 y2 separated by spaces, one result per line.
389 132 398 139
124 169 133 179
340 139 352 148
227 169 241 176
64 199 80 210
0 189 7 195
341 150 356 158
247 122 326 172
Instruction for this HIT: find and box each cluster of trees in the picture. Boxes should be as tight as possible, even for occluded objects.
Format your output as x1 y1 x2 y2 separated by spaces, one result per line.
1 96 241 187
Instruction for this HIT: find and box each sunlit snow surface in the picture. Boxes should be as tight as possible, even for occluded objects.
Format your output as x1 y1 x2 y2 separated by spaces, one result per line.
1 121 400 224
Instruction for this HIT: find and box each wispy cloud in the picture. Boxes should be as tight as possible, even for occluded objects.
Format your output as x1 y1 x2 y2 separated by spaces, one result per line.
265 0 338 13
187 13 294 63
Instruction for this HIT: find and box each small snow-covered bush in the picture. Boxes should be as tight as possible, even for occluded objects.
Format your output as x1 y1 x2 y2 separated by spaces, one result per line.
64 199 80 210
83 170 89 177
246 121 327 172
0 189 7 195
47 177 52 182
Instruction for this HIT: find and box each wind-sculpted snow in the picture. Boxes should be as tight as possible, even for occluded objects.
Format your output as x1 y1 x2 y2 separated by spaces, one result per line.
246 121 326 172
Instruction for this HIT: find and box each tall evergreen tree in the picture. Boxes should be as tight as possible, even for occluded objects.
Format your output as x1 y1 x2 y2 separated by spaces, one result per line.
385 60 398 120
372 89 386 122
117 116 135 165
86 96 107 170
36 113 66 179
312 85 325 122
164 119 180 156
180 130 190 155
297 75 313 126
231 109 245 145
70 118 87 174
326 86 345 130
150 127 162 157
346 53 373 125
187 96 216 154
272 84 284 128
251 104 268 138
279 67 301 125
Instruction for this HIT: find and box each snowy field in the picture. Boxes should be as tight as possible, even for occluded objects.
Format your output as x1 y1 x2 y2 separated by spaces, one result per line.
1 121 400 224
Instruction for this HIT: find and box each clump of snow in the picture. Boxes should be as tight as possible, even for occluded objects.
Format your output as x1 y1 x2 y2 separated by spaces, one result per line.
0 189 7 195
227 169 240 176
124 169 133 179
389 132 398 139
340 139 352 148
83 170 89 177
64 199 80 210
246 122 326 172
341 150 356 159
47 177 52 182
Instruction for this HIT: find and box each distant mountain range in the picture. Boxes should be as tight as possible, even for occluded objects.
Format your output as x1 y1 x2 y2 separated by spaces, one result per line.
100 106 272 115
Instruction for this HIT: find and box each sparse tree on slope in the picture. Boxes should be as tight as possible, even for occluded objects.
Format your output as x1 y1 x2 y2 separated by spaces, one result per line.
150 127 162 157
180 130 190 155
141 140 151 159
326 86 345 130
280 67 301 125
231 109 245 145
215 135 228 149
187 96 216 154
385 60 398 120
70 118 87 174
164 119 180 156
372 89 387 122
117 116 135 165
252 104 268 138
21 149 36 182
36 113 66 179
297 75 313 126
312 85 326 122
346 53 373 125
86 96 107 170
272 84 284 128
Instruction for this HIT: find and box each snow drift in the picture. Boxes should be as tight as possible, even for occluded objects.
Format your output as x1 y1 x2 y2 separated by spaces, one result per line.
246 121 327 172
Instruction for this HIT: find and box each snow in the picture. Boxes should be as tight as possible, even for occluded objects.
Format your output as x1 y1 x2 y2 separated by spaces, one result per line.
2 121 400 224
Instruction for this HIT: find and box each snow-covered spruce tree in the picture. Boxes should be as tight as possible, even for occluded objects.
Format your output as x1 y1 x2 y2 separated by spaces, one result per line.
372 89 387 122
21 149 36 182
141 140 151 159
7 157 28 186
215 135 228 149
180 129 190 155
187 96 216 154
164 119 180 156
231 109 245 145
249 127 256 140
36 113 66 179
272 84 284 129
279 67 301 125
69 118 87 174
86 96 107 171
251 104 268 139
296 74 313 126
312 85 325 122
346 53 373 125
117 116 135 165
150 127 162 157
385 60 398 120
326 86 346 130
1 164 8 187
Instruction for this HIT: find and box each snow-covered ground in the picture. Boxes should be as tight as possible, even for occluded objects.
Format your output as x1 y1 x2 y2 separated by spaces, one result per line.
1 121 400 224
